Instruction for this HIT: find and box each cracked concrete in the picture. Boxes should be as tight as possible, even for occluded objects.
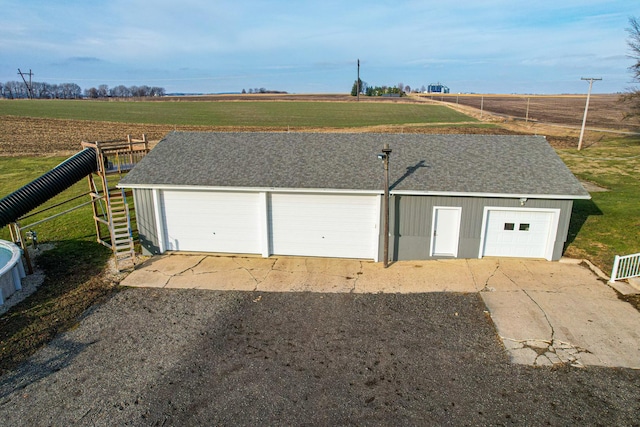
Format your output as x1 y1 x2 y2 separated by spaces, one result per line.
121 254 640 369
479 258 640 369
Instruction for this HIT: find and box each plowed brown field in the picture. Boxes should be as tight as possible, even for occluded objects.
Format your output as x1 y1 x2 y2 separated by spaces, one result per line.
0 115 527 156
421 94 640 131
0 116 237 156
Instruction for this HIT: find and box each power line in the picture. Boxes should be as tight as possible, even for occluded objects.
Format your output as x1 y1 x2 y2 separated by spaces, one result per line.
17 68 34 99
577 77 602 151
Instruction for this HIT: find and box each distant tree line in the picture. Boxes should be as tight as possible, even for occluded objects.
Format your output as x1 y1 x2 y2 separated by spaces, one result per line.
241 88 288 94
0 81 166 99
0 81 82 99
84 84 166 98
351 80 427 97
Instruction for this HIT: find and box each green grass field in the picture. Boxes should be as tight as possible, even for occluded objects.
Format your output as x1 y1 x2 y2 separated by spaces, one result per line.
558 136 640 273
0 99 476 127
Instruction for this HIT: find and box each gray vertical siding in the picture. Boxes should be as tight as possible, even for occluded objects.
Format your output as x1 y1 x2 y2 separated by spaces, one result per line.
133 187 574 261
133 189 161 255
380 195 574 261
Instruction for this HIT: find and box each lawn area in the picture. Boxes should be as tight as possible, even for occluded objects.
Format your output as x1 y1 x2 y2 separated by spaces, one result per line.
559 135 640 273
0 157 98 242
0 156 116 375
0 99 476 127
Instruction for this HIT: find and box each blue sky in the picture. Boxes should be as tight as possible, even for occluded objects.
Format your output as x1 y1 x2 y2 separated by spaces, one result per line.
1 0 638 94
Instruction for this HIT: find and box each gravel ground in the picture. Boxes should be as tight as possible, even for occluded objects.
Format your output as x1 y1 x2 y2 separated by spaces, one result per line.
1 288 639 426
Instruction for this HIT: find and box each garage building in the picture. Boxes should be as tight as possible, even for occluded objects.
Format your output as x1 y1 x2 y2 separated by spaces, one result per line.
118 132 590 262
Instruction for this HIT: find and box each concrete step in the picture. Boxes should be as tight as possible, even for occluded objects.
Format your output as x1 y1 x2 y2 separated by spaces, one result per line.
628 277 640 291
610 280 640 296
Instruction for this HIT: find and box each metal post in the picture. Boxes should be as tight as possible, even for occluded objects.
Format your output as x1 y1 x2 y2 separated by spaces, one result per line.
381 144 392 268
357 59 360 102
578 77 602 151
12 222 33 274
610 255 620 283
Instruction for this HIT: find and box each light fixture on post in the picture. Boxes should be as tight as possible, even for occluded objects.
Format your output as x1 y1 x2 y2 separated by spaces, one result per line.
377 143 392 268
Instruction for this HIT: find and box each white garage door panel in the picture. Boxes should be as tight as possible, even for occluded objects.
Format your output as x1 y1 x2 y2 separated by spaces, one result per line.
483 209 555 259
162 191 260 253
270 193 378 259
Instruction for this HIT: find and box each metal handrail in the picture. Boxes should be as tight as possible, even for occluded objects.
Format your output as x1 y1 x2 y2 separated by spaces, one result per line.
610 252 640 283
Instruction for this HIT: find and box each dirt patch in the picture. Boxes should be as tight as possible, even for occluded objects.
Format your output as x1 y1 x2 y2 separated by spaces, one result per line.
622 294 640 312
579 180 609 192
0 241 116 376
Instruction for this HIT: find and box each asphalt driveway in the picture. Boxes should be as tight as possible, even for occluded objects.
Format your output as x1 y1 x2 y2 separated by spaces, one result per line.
121 254 640 369
1 289 639 426
1 256 639 425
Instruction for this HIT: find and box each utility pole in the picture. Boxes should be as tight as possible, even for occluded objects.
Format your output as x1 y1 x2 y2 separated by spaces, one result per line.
577 77 602 151
357 59 360 102
378 144 392 268
17 68 34 99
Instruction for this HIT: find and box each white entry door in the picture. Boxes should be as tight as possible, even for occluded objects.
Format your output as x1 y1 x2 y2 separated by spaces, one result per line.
430 207 462 257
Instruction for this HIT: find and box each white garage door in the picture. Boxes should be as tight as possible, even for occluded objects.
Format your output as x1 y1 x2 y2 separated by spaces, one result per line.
161 190 260 254
482 209 557 260
269 193 379 259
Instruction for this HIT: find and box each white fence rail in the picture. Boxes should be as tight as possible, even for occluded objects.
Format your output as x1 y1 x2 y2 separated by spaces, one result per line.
610 253 640 283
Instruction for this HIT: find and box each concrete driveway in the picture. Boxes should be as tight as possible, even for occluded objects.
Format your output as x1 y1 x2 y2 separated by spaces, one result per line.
122 254 640 369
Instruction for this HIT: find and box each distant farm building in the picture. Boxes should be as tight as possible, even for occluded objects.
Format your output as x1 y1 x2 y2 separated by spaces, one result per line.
426 83 450 94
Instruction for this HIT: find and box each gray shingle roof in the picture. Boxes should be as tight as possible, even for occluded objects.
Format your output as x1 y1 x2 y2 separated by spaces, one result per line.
119 132 589 198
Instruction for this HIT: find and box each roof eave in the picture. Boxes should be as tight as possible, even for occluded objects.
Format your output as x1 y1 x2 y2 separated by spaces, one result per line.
391 190 592 200
118 183 591 200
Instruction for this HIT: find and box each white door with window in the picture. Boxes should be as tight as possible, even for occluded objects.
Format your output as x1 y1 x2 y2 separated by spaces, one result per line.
430 206 462 257
481 208 559 260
